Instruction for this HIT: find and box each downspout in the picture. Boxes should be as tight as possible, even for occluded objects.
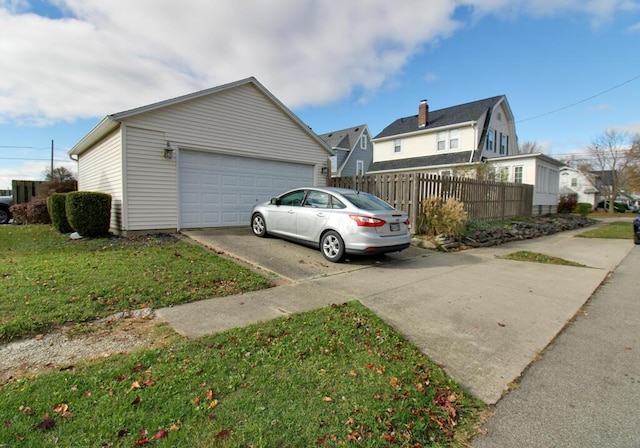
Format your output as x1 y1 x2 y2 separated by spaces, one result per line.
468 122 477 163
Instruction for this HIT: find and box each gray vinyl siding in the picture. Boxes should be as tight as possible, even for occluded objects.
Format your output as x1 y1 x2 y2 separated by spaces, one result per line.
124 127 178 231
77 129 123 231
122 83 328 168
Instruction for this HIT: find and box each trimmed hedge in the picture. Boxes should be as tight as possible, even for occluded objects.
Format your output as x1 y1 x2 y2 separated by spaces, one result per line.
47 193 74 233
66 191 112 237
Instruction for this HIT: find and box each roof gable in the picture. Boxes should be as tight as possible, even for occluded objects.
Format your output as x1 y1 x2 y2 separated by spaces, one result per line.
374 95 505 140
70 77 332 156
319 125 367 150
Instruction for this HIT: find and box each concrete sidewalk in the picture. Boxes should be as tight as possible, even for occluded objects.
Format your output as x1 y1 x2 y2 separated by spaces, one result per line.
157 228 633 404
473 245 640 447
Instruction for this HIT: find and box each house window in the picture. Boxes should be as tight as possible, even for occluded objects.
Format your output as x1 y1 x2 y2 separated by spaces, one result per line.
440 170 452 178
437 130 459 151
514 166 523 184
449 130 460 149
394 139 402 153
571 178 577 187
499 134 507 155
486 130 495 151
500 167 509 182
356 160 364 176
360 134 367 149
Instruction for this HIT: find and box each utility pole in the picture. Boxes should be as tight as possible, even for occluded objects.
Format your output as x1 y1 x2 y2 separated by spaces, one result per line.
51 139 54 178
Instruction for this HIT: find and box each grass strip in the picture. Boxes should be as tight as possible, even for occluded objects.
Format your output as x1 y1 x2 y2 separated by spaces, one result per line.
497 250 587 267
0 225 271 342
0 302 484 447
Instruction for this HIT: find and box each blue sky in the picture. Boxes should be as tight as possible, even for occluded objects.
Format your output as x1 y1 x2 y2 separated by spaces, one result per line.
1 0 639 190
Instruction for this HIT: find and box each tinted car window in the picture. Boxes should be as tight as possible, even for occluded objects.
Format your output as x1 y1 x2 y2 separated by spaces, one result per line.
279 190 306 206
342 192 394 211
330 196 346 209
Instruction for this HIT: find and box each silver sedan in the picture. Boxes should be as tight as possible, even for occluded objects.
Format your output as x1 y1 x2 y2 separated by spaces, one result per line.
250 187 411 262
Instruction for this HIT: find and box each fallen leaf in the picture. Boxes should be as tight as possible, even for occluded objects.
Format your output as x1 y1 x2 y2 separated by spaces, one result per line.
34 416 55 431
192 396 201 406
153 429 169 439
498 322 506 327
323 396 333 402
53 403 68 414
209 399 219 409
207 390 214 400
131 395 142 405
131 381 141 389
35 334 44 341
215 429 231 440
389 377 399 390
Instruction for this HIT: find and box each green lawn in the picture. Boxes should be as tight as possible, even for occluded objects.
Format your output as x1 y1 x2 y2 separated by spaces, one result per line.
0 225 272 342
576 221 633 240
0 225 485 446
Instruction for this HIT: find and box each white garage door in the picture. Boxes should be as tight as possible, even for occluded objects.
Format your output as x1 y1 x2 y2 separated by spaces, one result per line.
179 150 314 228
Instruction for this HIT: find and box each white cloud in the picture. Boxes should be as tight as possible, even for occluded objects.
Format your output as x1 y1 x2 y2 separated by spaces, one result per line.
0 0 636 125
0 160 76 192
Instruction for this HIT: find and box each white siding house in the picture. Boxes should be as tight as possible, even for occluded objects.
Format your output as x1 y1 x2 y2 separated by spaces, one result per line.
559 167 599 208
489 153 564 215
68 77 333 235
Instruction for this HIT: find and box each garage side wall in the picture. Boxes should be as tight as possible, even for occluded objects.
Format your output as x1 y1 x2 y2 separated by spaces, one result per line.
77 129 124 231
125 126 178 231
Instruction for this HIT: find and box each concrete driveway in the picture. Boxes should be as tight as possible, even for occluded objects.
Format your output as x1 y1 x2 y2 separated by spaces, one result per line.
181 227 430 283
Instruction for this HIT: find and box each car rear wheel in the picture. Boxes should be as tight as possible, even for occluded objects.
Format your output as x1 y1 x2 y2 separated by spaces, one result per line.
321 230 344 262
251 213 267 237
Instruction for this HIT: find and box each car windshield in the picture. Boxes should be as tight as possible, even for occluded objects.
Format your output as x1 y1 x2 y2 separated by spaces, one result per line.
342 192 394 211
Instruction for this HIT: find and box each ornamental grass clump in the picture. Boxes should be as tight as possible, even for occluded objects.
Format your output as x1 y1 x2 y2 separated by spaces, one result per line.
417 196 467 237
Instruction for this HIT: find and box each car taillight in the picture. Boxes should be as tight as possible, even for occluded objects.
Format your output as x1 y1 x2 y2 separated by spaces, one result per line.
404 218 410 226
349 214 386 227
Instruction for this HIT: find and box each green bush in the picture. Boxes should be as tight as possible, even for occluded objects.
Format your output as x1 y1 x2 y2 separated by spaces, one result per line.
417 196 467 237
574 202 592 216
47 193 74 233
66 191 112 237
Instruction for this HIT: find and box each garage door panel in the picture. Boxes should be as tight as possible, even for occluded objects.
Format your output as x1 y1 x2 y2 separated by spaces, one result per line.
179 150 313 228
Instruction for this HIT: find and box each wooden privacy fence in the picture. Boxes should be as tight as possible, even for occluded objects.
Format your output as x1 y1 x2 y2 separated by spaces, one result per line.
331 173 533 224
12 180 44 204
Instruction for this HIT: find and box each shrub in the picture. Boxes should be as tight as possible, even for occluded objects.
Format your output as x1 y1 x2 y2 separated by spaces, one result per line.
47 193 74 233
557 194 578 214
66 191 112 237
9 203 28 224
417 196 467 237
574 202 592 216
27 197 51 224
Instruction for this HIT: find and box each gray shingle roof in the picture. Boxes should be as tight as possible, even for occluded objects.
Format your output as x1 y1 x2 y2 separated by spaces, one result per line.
367 151 473 173
319 125 366 150
374 95 505 139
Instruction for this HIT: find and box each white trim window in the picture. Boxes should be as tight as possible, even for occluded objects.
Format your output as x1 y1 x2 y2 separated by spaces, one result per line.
486 129 495 151
500 133 507 155
437 130 460 151
360 134 367 149
356 160 364 176
514 166 523 184
394 139 402 153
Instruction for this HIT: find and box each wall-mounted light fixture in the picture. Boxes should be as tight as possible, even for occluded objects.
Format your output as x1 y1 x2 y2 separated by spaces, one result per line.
164 142 174 160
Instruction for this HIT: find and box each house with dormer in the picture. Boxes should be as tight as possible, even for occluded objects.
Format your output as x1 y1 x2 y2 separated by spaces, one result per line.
319 125 372 177
368 95 563 214
368 96 518 176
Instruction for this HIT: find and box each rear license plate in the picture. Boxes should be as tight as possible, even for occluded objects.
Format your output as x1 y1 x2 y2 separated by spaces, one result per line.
389 222 400 232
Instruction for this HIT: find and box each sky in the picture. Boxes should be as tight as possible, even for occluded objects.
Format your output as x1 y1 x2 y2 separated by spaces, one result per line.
1 0 639 191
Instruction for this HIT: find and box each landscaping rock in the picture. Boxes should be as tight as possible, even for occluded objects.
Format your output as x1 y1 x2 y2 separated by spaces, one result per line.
461 215 595 248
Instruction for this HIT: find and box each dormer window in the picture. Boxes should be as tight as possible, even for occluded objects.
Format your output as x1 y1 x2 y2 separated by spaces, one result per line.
360 134 367 149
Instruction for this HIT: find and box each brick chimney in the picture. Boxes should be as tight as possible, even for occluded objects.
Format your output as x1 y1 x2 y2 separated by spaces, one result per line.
418 99 429 128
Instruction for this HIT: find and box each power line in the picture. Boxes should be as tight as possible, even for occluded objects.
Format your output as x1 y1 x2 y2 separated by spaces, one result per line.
517 73 640 124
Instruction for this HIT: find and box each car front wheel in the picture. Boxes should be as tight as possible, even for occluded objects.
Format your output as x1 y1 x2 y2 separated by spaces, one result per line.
251 213 267 237
0 207 9 225
321 230 345 262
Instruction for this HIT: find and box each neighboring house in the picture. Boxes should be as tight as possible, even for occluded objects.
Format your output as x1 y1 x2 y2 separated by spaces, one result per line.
489 153 564 215
68 77 333 235
367 95 564 214
318 125 373 177
559 167 599 208
369 95 518 175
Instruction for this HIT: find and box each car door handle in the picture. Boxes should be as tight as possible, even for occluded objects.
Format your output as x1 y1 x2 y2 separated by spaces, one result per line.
316 212 325 217
288 210 295 214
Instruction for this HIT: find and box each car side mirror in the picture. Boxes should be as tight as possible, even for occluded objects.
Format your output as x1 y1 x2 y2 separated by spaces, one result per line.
270 197 280 206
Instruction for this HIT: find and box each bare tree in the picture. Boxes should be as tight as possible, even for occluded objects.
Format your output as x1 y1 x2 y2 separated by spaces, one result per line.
518 141 540 154
587 130 639 212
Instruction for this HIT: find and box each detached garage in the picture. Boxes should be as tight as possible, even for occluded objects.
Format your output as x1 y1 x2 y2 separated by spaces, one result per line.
68 77 333 235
